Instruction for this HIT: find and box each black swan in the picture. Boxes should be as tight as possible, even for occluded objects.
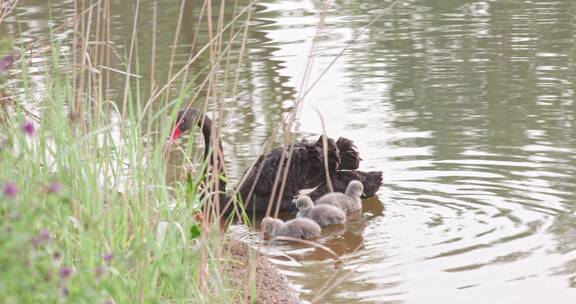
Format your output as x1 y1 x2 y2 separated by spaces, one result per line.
170 107 381 214
295 196 347 227
315 180 363 213
261 217 321 239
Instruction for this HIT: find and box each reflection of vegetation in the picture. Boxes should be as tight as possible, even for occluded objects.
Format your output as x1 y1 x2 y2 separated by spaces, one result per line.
178 1 301 177
339 0 576 159
120 0 300 177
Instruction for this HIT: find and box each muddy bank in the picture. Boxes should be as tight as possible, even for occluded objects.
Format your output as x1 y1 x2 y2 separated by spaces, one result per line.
224 240 299 304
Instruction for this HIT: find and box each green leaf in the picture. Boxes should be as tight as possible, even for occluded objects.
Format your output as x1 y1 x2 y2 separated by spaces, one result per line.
189 224 201 239
186 173 195 199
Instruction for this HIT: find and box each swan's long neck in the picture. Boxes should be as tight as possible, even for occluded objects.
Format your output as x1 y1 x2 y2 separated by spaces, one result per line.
197 114 226 192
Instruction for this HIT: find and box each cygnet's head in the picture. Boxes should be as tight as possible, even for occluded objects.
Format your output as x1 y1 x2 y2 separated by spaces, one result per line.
261 217 283 236
295 196 314 210
346 180 364 198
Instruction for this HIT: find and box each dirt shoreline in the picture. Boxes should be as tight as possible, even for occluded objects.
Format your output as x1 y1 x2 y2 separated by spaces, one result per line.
224 240 300 304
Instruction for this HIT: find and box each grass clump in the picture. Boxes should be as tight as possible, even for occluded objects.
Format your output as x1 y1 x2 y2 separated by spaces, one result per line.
0 62 236 303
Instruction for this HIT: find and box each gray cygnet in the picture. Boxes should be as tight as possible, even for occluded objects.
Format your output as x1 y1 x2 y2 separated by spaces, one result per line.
296 196 347 227
261 216 321 239
316 180 363 213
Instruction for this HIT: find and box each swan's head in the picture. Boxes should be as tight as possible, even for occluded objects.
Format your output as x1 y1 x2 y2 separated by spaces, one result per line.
170 107 202 141
346 180 364 198
295 195 314 210
261 217 283 236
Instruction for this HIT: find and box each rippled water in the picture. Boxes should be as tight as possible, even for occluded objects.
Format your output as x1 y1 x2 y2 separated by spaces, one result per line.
3 0 576 303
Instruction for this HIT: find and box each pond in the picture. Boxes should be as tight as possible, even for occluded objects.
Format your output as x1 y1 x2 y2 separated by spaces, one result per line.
2 0 576 303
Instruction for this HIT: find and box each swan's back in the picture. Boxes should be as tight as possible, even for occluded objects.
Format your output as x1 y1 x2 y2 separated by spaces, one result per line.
279 218 321 239
238 144 322 213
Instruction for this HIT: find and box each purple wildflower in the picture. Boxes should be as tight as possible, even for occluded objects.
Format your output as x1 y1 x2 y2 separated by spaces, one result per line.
22 121 35 136
102 252 113 264
59 267 72 280
39 229 51 240
0 52 15 74
45 182 61 194
31 229 51 247
2 182 17 198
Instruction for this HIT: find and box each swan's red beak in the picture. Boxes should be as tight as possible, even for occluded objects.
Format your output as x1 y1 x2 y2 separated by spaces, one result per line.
170 127 182 142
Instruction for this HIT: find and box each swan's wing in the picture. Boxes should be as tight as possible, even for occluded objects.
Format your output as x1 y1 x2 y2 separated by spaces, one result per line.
336 137 361 170
314 135 341 173
242 146 308 197
250 148 285 195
